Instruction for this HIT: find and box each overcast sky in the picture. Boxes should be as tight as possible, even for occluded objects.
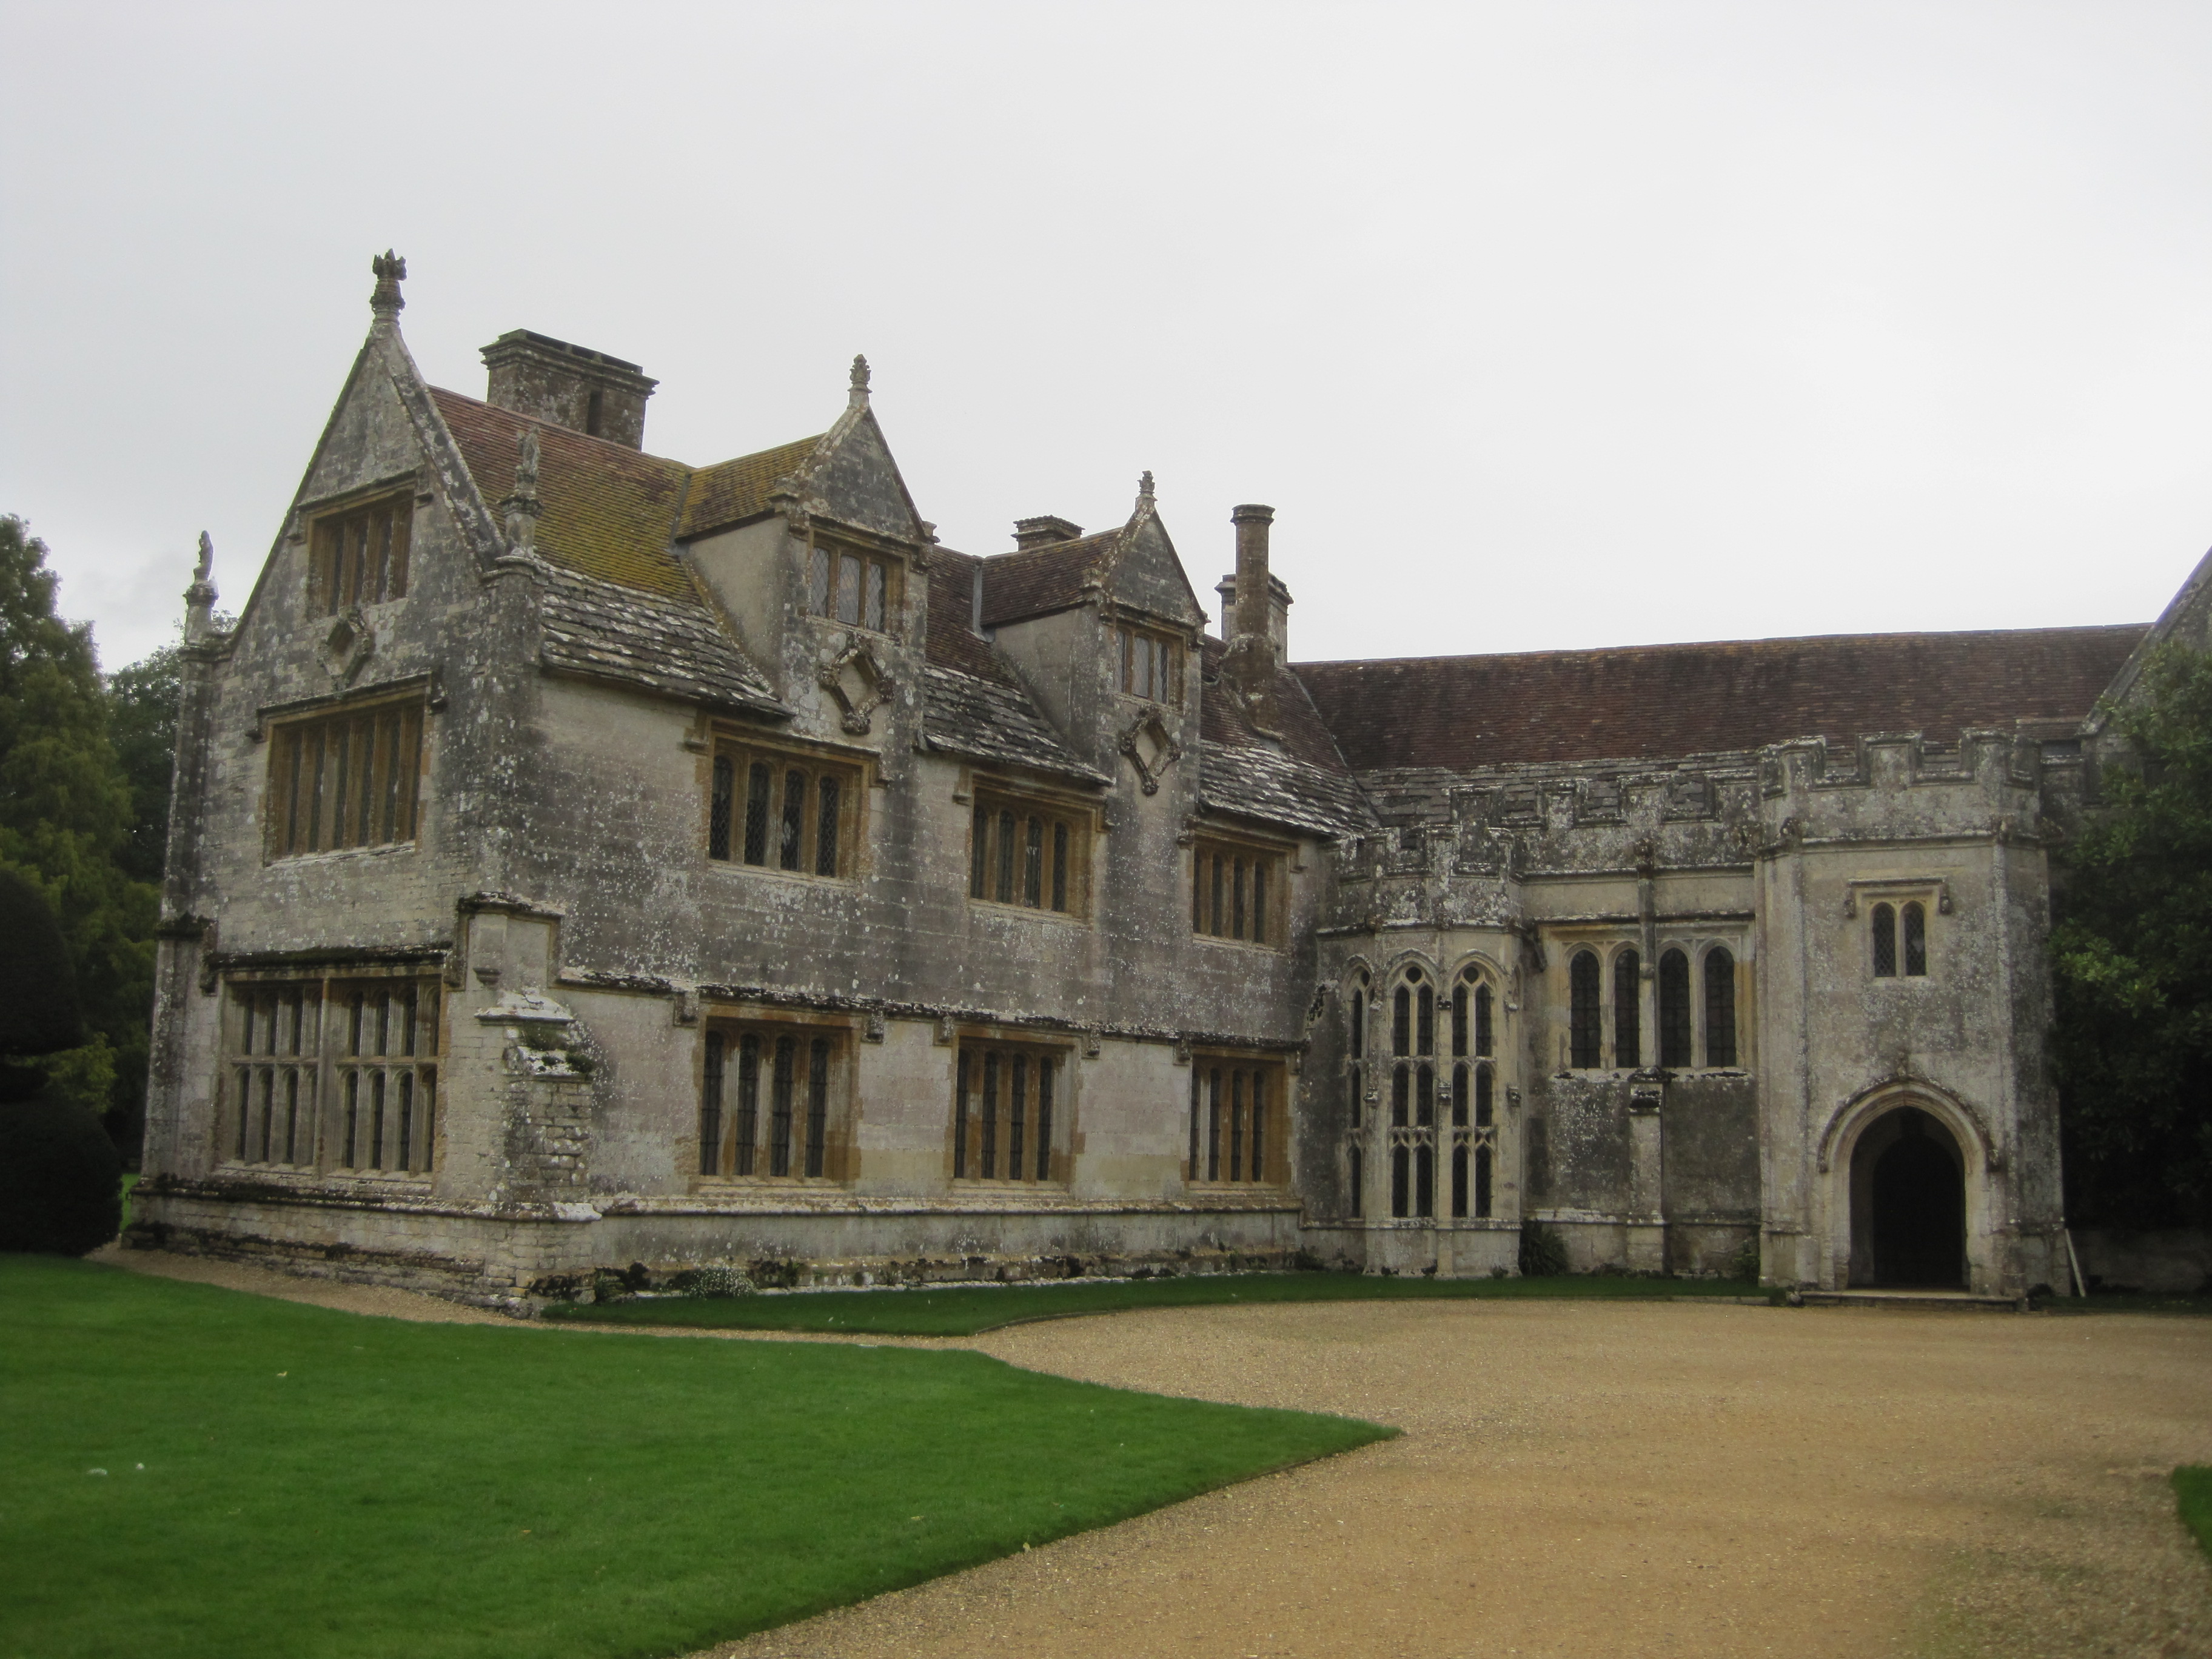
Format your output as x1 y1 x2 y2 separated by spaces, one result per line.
5 1 2210 672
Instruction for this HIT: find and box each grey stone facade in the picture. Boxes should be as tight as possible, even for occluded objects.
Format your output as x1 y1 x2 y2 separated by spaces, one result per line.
131 260 2212 1305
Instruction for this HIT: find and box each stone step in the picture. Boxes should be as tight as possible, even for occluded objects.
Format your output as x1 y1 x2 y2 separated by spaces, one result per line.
1792 1288 2026 1312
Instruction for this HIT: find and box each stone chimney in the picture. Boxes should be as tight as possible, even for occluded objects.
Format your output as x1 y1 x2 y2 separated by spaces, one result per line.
1219 504 1281 734
1012 515 1083 551
1214 569 1293 663
481 330 658 450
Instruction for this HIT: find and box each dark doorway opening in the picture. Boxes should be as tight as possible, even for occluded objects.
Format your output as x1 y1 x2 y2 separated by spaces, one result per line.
1865 1107 1965 1287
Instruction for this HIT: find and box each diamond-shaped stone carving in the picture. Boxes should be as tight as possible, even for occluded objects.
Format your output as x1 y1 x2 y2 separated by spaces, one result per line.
318 608 375 684
819 637 892 735
1118 708 1182 796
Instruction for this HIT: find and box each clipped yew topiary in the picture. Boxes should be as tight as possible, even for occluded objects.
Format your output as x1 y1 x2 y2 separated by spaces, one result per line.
0 869 119 1255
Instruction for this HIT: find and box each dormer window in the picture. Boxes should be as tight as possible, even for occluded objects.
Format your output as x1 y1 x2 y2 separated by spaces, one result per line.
806 540 899 634
312 494 412 612
1117 624 1181 702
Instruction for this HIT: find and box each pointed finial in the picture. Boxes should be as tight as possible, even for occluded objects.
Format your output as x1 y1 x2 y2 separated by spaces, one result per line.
849 354 871 409
370 250 407 319
501 427 543 554
1138 469 1155 503
184 532 218 643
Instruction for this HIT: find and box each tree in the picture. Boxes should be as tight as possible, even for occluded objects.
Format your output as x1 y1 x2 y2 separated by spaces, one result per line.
2051 643 2212 1229
0 516 158 1158
0 866 120 1255
107 642 184 888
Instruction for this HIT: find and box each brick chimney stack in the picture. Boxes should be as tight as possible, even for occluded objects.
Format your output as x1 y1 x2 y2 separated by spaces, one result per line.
481 330 658 450
1222 504 1281 734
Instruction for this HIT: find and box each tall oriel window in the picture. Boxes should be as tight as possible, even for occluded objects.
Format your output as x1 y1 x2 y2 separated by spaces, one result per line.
698 1023 846 1181
1447 964 1498 1220
1345 968 1369 1219
1388 966 1436 1217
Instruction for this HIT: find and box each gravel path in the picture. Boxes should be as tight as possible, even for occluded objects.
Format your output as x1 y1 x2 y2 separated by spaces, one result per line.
96 1249 2212 1657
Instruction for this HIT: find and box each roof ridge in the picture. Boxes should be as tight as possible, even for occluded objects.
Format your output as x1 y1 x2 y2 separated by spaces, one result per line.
1292 620 2153 673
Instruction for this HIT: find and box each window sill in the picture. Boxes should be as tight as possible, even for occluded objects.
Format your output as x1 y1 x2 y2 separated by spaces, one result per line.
1191 933 1283 953
967 899 1087 925
705 860 855 887
267 840 418 868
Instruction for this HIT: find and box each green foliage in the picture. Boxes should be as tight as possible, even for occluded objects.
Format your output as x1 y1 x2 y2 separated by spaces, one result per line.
548 1269 1755 1336
0 517 159 1155
671 1265 754 1298
0 1256 1389 1659
0 865 84 1066
2174 1466 2212 1563
104 642 184 887
1518 1220 1570 1278
2053 644 2212 1227
0 1098 122 1254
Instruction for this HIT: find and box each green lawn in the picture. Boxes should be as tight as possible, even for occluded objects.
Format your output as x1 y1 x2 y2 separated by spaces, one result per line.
0 1256 1390 1659
551 1269 1760 1337
2176 1466 2212 1563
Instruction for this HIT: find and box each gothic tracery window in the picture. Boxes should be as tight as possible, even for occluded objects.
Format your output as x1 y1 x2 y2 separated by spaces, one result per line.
1902 901 1928 977
1703 946 1738 1068
1389 966 1436 1218
1447 964 1499 1219
1568 950 1601 1068
1613 949 1641 1069
1658 948 1692 1068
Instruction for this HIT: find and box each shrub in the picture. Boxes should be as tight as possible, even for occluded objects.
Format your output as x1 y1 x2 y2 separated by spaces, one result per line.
672 1265 753 1299
0 1096 121 1255
1729 1235 1762 1282
1518 1221 1570 1277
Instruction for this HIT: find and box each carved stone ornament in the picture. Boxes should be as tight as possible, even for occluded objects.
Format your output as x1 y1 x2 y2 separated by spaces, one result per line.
1118 708 1182 796
819 637 892 735
318 608 375 684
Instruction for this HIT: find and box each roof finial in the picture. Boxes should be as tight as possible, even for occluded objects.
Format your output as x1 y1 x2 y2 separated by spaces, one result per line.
1138 469 1155 504
500 427 543 554
184 531 218 643
369 250 407 320
849 354 871 409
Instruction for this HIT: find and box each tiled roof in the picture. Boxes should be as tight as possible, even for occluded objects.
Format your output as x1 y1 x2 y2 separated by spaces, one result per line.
1197 638 1373 836
923 548 1013 682
537 565 783 716
1295 626 2150 771
679 436 825 540
431 389 694 598
919 549 1105 782
920 667 1107 784
979 532 1119 626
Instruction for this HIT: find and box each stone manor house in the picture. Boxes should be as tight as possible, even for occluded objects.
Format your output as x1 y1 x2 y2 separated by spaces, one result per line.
132 256 2212 1305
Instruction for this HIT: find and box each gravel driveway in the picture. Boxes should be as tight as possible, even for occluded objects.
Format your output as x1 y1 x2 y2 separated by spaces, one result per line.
99 1250 2211 1657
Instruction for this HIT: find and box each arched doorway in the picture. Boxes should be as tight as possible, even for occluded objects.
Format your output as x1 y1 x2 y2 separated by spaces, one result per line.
1848 1105 1965 1288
